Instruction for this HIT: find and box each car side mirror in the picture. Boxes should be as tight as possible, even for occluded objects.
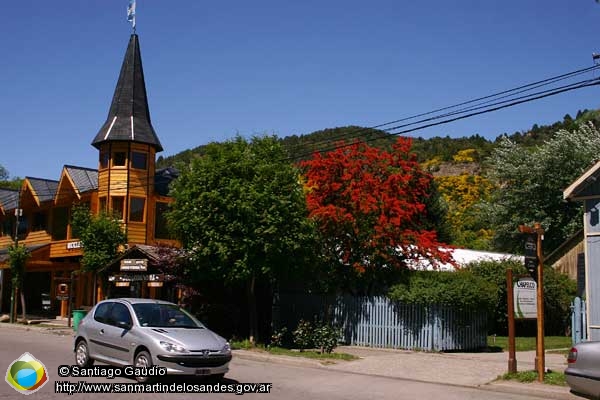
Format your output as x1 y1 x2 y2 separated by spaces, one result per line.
116 320 132 330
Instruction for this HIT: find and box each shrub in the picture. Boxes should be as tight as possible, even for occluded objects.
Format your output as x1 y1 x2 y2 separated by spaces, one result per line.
466 259 577 336
269 327 289 348
387 269 498 312
313 323 340 354
293 320 314 351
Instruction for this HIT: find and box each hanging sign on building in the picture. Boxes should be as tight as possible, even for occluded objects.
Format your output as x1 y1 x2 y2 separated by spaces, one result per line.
514 277 537 319
120 259 147 271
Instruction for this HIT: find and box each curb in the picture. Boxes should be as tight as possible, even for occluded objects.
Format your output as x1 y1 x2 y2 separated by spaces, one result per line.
0 322 74 336
232 349 331 368
480 381 576 400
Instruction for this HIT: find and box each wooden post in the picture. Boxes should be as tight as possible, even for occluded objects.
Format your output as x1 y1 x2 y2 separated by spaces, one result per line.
60 299 68 318
535 223 545 382
507 268 517 373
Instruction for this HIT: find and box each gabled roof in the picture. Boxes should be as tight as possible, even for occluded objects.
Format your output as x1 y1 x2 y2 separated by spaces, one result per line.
64 165 98 194
91 34 163 152
25 177 59 204
0 188 19 214
564 160 600 200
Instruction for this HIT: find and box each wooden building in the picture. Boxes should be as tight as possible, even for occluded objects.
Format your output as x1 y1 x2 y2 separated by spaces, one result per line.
564 160 600 341
0 34 178 317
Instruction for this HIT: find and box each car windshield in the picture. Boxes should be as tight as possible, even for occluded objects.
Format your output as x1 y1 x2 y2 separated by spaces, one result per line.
132 303 204 329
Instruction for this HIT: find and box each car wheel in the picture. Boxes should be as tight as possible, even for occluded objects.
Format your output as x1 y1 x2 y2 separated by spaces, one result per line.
75 340 94 367
134 350 153 383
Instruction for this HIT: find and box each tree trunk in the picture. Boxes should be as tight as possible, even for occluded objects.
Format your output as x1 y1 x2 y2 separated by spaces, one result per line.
20 284 26 321
247 275 258 345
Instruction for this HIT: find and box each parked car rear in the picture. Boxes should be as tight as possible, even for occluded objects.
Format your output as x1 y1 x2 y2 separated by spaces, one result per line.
565 341 600 399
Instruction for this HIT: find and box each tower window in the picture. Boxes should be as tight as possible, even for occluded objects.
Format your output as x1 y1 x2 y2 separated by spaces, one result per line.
131 152 148 170
113 152 127 167
100 151 109 169
154 202 172 239
99 197 107 213
111 196 125 220
129 197 146 222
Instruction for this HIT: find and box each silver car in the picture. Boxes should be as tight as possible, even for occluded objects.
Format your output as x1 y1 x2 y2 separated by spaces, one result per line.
73 298 231 382
565 341 600 399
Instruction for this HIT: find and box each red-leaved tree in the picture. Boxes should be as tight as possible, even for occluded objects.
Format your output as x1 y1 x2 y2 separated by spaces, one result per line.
300 138 453 293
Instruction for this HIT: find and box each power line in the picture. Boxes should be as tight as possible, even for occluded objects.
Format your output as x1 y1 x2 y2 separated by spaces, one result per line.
283 64 600 157
287 78 600 161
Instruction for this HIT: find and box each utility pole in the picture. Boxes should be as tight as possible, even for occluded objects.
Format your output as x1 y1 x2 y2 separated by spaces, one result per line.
9 195 22 324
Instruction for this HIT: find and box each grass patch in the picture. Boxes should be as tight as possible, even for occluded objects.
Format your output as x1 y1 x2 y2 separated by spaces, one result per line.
267 346 358 361
230 340 357 361
487 336 572 352
501 370 566 386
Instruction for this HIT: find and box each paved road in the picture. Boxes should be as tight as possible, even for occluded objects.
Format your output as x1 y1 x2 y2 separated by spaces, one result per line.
0 327 570 399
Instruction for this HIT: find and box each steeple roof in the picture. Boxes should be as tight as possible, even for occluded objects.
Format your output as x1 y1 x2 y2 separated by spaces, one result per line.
92 34 163 152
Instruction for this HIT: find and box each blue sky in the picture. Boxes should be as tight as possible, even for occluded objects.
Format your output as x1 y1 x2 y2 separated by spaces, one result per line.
2 1 600 179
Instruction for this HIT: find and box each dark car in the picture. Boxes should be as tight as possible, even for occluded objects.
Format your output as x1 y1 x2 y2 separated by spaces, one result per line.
73 298 231 382
566 341 600 399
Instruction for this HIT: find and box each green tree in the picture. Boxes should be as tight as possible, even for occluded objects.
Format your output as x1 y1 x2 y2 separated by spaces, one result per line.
8 243 30 322
71 205 127 301
0 164 22 190
483 123 600 253
168 135 316 343
0 164 8 181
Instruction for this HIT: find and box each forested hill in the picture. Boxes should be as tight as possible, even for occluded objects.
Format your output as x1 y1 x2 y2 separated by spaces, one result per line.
156 108 600 169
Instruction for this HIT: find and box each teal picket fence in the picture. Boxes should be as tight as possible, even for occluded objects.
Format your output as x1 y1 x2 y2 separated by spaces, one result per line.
274 293 487 351
571 297 587 345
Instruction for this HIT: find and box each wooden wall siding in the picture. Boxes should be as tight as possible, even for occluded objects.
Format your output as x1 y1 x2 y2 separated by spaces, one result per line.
23 231 52 246
0 236 12 248
107 170 130 193
552 241 585 280
127 222 147 244
276 294 487 351
50 240 83 258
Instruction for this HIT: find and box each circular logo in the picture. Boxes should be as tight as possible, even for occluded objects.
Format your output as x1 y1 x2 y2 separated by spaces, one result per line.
5 352 49 395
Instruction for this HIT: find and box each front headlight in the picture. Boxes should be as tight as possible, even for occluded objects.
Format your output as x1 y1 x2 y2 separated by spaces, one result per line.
159 341 188 353
222 342 231 353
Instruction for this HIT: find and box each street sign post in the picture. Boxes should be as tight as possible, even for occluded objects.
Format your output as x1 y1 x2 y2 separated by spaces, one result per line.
519 223 545 382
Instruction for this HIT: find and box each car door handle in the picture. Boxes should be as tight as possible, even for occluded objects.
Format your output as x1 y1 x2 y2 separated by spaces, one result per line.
99 329 104 335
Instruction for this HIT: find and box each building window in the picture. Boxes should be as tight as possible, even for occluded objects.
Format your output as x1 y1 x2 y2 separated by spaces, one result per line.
16 215 28 241
111 196 125 220
113 152 127 167
99 151 109 169
32 211 48 232
154 202 171 239
131 152 148 170
99 197 107 213
51 207 69 241
1 219 13 237
129 198 145 222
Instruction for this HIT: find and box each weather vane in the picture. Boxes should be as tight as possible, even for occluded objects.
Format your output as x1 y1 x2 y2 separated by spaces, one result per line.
127 0 136 33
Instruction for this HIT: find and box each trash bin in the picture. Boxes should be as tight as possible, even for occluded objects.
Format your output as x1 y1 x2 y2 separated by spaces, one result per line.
72 310 87 332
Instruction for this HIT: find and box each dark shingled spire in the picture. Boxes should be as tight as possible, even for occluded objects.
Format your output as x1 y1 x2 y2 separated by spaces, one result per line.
92 34 163 152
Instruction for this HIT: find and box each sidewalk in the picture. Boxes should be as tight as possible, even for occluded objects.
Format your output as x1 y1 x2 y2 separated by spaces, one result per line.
234 345 579 400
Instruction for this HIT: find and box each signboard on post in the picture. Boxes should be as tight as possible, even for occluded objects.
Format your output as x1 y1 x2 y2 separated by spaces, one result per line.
514 278 537 319
524 233 538 280
120 259 147 271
